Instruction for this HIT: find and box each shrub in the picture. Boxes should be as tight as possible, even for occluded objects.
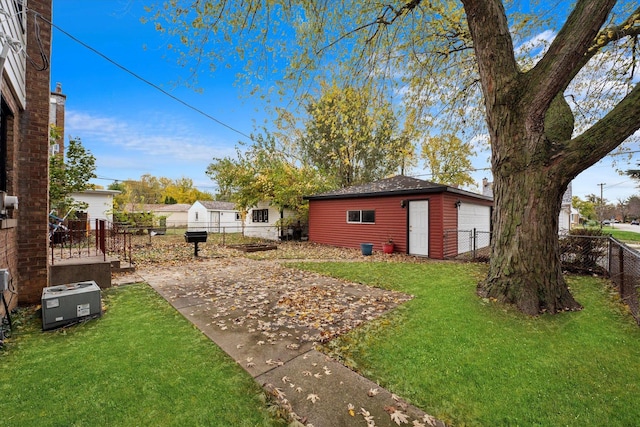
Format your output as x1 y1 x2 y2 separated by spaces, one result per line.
559 228 609 274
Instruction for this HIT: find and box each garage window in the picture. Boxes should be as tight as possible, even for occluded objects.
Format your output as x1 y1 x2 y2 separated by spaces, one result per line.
347 210 375 224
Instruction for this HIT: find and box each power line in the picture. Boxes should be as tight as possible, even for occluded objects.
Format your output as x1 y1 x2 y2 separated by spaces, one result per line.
33 10 255 142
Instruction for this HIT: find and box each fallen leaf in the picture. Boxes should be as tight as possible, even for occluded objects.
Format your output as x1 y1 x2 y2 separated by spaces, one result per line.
306 393 320 404
423 414 438 426
348 403 355 416
368 388 379 397
272 387 286 400
389 408 409 425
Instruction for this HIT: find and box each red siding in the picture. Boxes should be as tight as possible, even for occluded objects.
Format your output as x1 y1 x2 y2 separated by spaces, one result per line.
442 193 460 258
427 194 444 259
309 196 408 253
309 190 493 259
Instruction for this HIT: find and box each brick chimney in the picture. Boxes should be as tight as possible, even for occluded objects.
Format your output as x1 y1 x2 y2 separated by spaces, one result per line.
49 82 66 156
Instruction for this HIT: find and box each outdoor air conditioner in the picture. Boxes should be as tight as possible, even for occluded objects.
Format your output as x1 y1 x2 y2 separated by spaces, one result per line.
42 281 102 330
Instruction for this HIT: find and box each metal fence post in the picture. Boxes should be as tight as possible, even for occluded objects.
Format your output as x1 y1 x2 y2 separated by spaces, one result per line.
472 228 477 260
619 243 625 299
98 220 106 261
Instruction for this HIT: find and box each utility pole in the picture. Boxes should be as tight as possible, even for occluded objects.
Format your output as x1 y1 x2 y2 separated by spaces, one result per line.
598 183 606 226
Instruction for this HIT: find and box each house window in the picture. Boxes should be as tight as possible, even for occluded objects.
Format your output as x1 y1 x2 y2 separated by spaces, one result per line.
347 210 375 224
195 212 199 221
0 99 10 192
252 209 269 223
13 0 25 33
235 212 241 221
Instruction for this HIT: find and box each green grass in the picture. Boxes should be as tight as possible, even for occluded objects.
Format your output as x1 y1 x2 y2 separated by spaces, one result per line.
603 228 640 243
291 261 640 426
0 284 279 427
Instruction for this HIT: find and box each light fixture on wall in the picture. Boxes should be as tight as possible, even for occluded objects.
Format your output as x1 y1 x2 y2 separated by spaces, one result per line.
455 200 462 209
400 200 406 208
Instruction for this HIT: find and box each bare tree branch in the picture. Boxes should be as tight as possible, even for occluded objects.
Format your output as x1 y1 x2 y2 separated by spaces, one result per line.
562 82 640 179
315 0 422 56
525 0 616 124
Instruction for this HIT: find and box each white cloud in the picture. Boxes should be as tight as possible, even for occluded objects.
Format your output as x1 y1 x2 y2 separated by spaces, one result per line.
64 109 239 188
65 109 237 162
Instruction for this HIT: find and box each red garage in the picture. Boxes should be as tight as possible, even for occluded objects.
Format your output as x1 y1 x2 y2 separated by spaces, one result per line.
305 175 493 259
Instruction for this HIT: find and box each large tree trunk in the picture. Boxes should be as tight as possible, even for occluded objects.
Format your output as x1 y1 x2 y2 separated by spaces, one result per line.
479 166 582 315
478 93 583 315
461 0 638 316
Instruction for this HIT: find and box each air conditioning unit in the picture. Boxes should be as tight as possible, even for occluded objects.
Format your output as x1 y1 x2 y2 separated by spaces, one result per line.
42 281 102 331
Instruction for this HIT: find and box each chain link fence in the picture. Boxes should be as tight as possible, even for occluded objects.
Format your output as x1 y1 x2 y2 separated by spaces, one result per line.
560 233 640 324
605 238 640 324
443 229 491 261
444 229 640 325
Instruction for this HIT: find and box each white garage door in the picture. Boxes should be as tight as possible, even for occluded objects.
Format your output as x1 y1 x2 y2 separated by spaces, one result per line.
457 203 491 254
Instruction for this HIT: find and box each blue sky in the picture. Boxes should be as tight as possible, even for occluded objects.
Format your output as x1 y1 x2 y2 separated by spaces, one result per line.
51 0 260 194
50 1 640 202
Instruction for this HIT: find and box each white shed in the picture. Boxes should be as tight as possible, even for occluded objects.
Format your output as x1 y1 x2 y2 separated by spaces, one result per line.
188 200 242 232
70 189 119 229
244 201 297 241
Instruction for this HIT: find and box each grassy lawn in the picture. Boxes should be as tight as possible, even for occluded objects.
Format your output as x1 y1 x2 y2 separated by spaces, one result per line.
602 227 640 243
0 284 279 427
292 261 640 426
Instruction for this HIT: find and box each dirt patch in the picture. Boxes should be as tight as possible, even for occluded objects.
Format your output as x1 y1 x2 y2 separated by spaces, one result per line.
227 243 278 252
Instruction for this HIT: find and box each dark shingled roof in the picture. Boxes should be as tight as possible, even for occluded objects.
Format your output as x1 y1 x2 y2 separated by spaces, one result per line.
198 200 237 211
305 175 492 201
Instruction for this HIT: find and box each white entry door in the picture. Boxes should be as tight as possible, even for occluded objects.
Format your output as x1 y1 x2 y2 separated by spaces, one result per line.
409 200 429 256
209 211 220 232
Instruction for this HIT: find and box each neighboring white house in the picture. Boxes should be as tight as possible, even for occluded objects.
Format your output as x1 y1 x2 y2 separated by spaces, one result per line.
70 189 120 229
244 201 297 241
138 204 191 227
121 203 191 227
558 185 574 232
188 201 242 232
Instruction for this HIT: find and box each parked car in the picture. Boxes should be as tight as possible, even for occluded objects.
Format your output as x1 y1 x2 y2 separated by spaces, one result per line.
632 220 639 225
602 220 612 225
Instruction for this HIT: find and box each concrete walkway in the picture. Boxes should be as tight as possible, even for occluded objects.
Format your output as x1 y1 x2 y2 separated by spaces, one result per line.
114 257 444 427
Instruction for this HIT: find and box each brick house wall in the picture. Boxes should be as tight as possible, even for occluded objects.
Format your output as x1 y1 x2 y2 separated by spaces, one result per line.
0 80 21 311
0 0 52 308
17 0 52 304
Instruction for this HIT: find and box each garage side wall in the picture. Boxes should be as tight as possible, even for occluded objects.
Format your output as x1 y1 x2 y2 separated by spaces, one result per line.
308 196 408 253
